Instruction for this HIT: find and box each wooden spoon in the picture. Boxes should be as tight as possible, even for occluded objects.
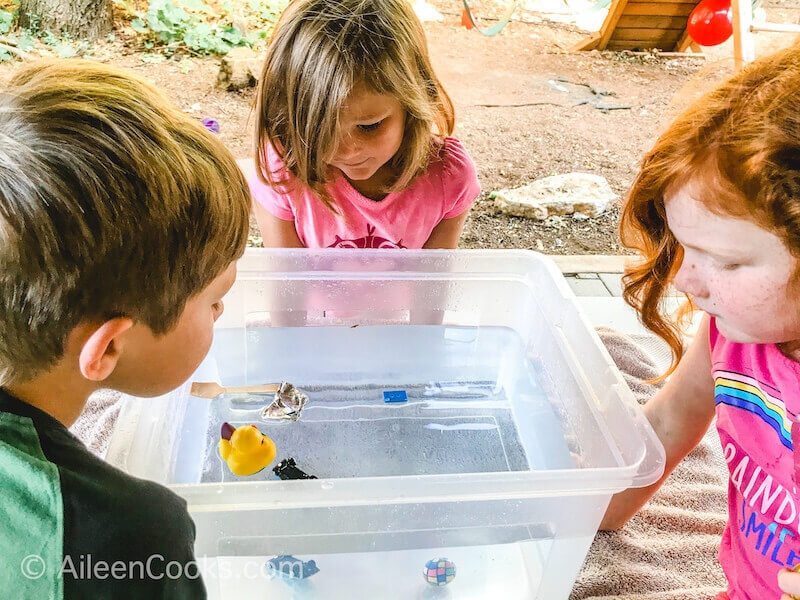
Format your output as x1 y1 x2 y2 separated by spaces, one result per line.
190 381 281 399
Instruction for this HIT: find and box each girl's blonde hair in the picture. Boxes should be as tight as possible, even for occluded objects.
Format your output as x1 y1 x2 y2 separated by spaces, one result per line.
621 43 800 374
255 0 455 211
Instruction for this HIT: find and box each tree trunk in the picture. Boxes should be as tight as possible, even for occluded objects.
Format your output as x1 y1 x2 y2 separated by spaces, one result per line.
18 0 114 42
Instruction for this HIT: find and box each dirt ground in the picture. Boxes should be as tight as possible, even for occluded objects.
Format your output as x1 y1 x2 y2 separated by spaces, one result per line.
3 1 799 254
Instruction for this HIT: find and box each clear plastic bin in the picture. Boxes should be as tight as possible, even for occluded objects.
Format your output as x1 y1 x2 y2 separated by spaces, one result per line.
105 248 664 600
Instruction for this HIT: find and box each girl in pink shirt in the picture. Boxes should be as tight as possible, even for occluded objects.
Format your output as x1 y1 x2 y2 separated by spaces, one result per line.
602 44 800 600
243 0 480 249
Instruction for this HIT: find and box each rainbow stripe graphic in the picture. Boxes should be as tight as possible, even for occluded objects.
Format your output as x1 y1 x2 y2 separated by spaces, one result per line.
714 370 792 450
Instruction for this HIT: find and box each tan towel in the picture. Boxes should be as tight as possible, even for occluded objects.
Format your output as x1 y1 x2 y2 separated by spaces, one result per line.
570 328 728 599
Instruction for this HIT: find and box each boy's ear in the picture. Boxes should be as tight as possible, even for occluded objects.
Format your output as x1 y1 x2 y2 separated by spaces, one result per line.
78 318 135 381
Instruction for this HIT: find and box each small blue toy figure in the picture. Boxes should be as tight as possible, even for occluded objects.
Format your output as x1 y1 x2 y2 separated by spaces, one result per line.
423 557 456 586
265 555 320 580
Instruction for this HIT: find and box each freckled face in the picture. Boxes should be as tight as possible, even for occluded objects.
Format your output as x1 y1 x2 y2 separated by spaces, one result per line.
328 83 405 193
665 181 800 346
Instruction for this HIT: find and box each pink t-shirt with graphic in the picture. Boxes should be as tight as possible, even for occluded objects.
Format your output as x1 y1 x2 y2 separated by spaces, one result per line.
249 137 480 249
710 317 800 598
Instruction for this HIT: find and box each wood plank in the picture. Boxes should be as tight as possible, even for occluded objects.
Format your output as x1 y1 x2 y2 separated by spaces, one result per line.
622 49 705 56
751 21 800 33
610 27 685 41
617 15 689 29
550 255 632 275
598 0 632 49
675 28 699 52
571 31 602 51
623 2 697 17
607 29 684 50
607 38 683 50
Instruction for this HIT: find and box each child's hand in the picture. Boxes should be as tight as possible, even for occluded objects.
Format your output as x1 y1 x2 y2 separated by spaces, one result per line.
778 565 800 599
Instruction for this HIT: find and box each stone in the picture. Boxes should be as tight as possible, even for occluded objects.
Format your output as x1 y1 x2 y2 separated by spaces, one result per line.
217 47 261 91
493 172 617 220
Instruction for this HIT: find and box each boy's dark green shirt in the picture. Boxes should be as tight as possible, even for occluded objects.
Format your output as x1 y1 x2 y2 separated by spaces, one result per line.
0 388 206 599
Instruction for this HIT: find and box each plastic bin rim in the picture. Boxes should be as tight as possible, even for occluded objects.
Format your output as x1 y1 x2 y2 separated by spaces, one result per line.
170 463 664 510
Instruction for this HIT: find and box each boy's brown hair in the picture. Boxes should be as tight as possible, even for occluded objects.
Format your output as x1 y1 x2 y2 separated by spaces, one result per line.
0 59 250 384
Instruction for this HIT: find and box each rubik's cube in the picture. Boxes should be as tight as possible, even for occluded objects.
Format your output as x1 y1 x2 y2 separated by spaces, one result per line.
423 557 456 586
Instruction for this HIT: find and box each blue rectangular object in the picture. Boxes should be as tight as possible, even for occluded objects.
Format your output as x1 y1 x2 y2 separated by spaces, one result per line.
383 390 408 403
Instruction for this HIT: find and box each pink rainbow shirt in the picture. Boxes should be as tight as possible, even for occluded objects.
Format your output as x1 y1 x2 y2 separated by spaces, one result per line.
710 317 800 598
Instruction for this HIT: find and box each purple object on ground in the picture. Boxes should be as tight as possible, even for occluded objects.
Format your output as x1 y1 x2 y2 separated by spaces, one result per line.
202 118 220 133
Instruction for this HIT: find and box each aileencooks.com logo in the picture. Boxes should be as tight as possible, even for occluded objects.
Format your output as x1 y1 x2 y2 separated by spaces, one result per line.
20 554 202 581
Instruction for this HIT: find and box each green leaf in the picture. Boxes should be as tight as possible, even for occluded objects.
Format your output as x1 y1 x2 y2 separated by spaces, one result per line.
161 2 190 25
131 17 148 33
183 22 212 51
213 39 233 53
0 10 12 35
219 25 243 45
42 30 58 46
17 35 35 52
157 29 180 44
149 12 175 33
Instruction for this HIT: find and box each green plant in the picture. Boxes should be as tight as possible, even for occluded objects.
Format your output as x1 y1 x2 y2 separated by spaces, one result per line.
0 3 86 61
248 0 286 23
121 0 286 56
0 9 13 35
0 0 287 61
0 4 35 62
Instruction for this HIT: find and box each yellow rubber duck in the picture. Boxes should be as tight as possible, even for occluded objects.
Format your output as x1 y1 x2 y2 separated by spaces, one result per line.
218 422 277 476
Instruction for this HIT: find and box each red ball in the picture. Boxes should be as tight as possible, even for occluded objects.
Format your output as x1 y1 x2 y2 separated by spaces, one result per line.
687 0 733 47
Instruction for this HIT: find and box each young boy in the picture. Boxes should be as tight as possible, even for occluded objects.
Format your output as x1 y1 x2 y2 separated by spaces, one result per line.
0 60 251 598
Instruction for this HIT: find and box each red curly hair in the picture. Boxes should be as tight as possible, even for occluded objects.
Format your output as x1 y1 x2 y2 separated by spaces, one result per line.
621 43 800 374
